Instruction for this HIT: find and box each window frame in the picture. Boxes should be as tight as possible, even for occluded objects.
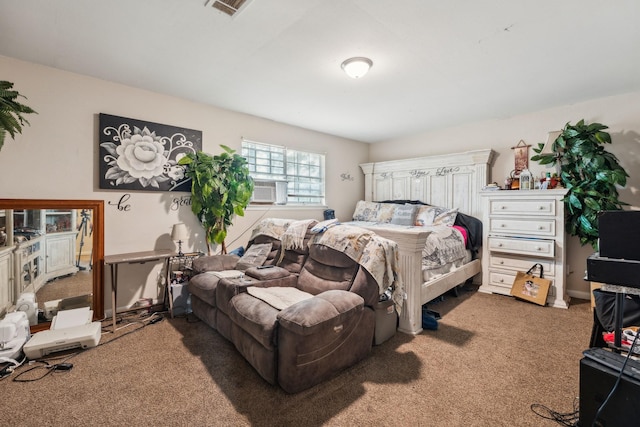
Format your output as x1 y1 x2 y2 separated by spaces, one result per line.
241 139 326 207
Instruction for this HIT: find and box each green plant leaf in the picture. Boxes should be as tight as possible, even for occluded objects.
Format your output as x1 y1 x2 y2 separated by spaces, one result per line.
534 120 628 248
0 80 37 151
179 145 253 253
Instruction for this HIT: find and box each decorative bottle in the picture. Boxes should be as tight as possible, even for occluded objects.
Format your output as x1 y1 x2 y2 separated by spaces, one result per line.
519 168 532 190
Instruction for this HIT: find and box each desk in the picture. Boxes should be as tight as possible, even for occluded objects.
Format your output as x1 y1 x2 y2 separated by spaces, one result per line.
104 250 173 332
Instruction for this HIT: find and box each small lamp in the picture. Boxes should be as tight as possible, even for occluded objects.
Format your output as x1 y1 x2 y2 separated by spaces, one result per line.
341 57 373 79
171 223 189 256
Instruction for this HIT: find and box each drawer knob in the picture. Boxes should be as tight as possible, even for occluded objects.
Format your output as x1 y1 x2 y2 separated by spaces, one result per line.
536 247 542 251
538 225 544 230
500 206 506 210
500 224 506 227
497 243 503 247
499 278 504 283
539 206 545 210
499 261 504 265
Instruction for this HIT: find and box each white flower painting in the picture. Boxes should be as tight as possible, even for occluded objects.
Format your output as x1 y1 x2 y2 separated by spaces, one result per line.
99 114 202 192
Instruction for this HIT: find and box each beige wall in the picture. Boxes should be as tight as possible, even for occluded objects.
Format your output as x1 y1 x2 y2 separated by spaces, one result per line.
370 91 640 299
0 55 368 311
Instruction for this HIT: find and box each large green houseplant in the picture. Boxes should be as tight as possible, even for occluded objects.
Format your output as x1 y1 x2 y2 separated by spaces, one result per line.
531 120 628 249
178 145 254 255
0 80 37 151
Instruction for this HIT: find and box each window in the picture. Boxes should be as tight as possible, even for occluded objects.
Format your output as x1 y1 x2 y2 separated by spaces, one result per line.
242 139 325 205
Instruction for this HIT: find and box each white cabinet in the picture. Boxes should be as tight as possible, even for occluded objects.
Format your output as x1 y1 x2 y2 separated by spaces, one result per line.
42 209 78 281
14 236 45 294
480 189 570 308
45 232 78 281
0 247 13 316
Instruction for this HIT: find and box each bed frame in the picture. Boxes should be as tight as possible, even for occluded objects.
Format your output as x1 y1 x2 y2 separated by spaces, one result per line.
359 149 494 334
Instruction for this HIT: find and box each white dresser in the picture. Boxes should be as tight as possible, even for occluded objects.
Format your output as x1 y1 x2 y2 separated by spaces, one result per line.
480 189 570 308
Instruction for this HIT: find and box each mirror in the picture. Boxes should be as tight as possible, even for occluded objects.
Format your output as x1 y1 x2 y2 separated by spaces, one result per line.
0 199 104 333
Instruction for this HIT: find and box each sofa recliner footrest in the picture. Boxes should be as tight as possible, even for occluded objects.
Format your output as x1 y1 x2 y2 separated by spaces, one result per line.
277 290 364 336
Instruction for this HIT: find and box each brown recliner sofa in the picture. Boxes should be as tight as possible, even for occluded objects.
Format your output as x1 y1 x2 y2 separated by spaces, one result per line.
188 218 316 339
189 221 401 393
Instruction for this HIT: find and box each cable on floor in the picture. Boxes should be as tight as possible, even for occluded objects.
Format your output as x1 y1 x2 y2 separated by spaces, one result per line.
530 398 579 426
7 311 164 382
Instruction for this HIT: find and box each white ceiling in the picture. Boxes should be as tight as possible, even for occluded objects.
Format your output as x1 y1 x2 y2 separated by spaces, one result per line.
1 0 638 143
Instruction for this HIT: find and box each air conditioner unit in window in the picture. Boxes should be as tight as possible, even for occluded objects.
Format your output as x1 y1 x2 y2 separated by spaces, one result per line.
252 180 287 205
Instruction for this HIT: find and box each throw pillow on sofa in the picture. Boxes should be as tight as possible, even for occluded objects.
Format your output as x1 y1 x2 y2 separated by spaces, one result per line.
236 243 273 270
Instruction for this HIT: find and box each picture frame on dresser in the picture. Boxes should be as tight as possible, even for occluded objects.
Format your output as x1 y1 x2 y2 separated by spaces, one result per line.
479 188 570 308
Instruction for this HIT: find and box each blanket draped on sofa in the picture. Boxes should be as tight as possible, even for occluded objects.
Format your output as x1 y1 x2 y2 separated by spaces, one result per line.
310 224 404 314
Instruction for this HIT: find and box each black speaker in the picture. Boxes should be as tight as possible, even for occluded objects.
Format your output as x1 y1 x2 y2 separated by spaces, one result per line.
598 211 640 261
579 348 640 426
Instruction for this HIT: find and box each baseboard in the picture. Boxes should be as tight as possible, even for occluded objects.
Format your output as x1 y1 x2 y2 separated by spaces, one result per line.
568 289 590 301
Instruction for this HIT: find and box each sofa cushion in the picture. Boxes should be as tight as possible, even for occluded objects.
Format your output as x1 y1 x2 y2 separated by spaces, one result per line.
247 286 314 311
236 243 273 270
229 292 280 349
245 266 291 281
188 273 222 307
295 245 358 295
276 290 364 336
192 254 240 274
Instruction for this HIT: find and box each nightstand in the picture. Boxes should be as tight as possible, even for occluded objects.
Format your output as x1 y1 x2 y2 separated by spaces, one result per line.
167 252 203 318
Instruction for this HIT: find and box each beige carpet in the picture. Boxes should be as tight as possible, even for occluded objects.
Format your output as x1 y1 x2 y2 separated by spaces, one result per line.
1 286 592 426
36 270 93 311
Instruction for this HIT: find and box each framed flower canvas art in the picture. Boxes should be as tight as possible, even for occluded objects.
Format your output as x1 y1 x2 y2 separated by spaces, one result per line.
99 114 202 192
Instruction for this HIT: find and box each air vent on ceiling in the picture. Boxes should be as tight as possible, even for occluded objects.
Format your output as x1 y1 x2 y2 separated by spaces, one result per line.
205 0 251 17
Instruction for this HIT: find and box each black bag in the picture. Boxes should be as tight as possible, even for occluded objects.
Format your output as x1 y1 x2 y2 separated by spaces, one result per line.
593 289 640 331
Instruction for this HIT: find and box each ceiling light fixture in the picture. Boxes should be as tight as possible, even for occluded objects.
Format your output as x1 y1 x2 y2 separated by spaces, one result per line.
341 57 373 79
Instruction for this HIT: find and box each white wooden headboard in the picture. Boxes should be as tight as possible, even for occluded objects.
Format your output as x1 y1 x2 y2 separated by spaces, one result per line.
359 149 495 219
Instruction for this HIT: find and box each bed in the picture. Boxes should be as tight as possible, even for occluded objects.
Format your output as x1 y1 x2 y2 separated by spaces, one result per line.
357 149 495 334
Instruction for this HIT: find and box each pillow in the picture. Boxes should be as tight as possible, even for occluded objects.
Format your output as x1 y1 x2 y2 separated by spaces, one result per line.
352 200 380 222
415 205 459 227
236 242 273 270
377 203 396 223
390 204 418 226
414 206 436 226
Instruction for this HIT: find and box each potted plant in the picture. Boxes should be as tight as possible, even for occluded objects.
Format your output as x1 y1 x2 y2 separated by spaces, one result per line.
531 120 628 249
178 145 254 255
0 80 37 151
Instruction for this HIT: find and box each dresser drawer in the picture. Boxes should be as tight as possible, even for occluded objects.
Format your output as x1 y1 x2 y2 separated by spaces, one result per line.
489 254 555 276
488 236 555 258
489 199 556 216
489 218 556 237
488 270 556 297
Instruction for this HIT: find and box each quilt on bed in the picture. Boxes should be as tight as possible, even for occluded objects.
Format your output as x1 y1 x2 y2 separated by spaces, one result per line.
348 221 467 271
349 199 483 278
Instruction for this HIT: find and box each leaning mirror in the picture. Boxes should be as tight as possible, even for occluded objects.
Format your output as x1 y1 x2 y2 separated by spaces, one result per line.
0 199 104 333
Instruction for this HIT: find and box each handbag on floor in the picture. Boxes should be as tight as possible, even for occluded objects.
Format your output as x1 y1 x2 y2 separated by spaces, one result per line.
510 263 551 306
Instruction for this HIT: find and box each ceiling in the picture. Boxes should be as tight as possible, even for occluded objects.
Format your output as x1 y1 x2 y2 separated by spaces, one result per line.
1 0 638 143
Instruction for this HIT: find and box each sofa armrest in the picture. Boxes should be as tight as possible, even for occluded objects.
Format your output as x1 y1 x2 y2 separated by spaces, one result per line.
216 274 298 316
192 254 240 274
277 290 364 336
245 265 291 281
